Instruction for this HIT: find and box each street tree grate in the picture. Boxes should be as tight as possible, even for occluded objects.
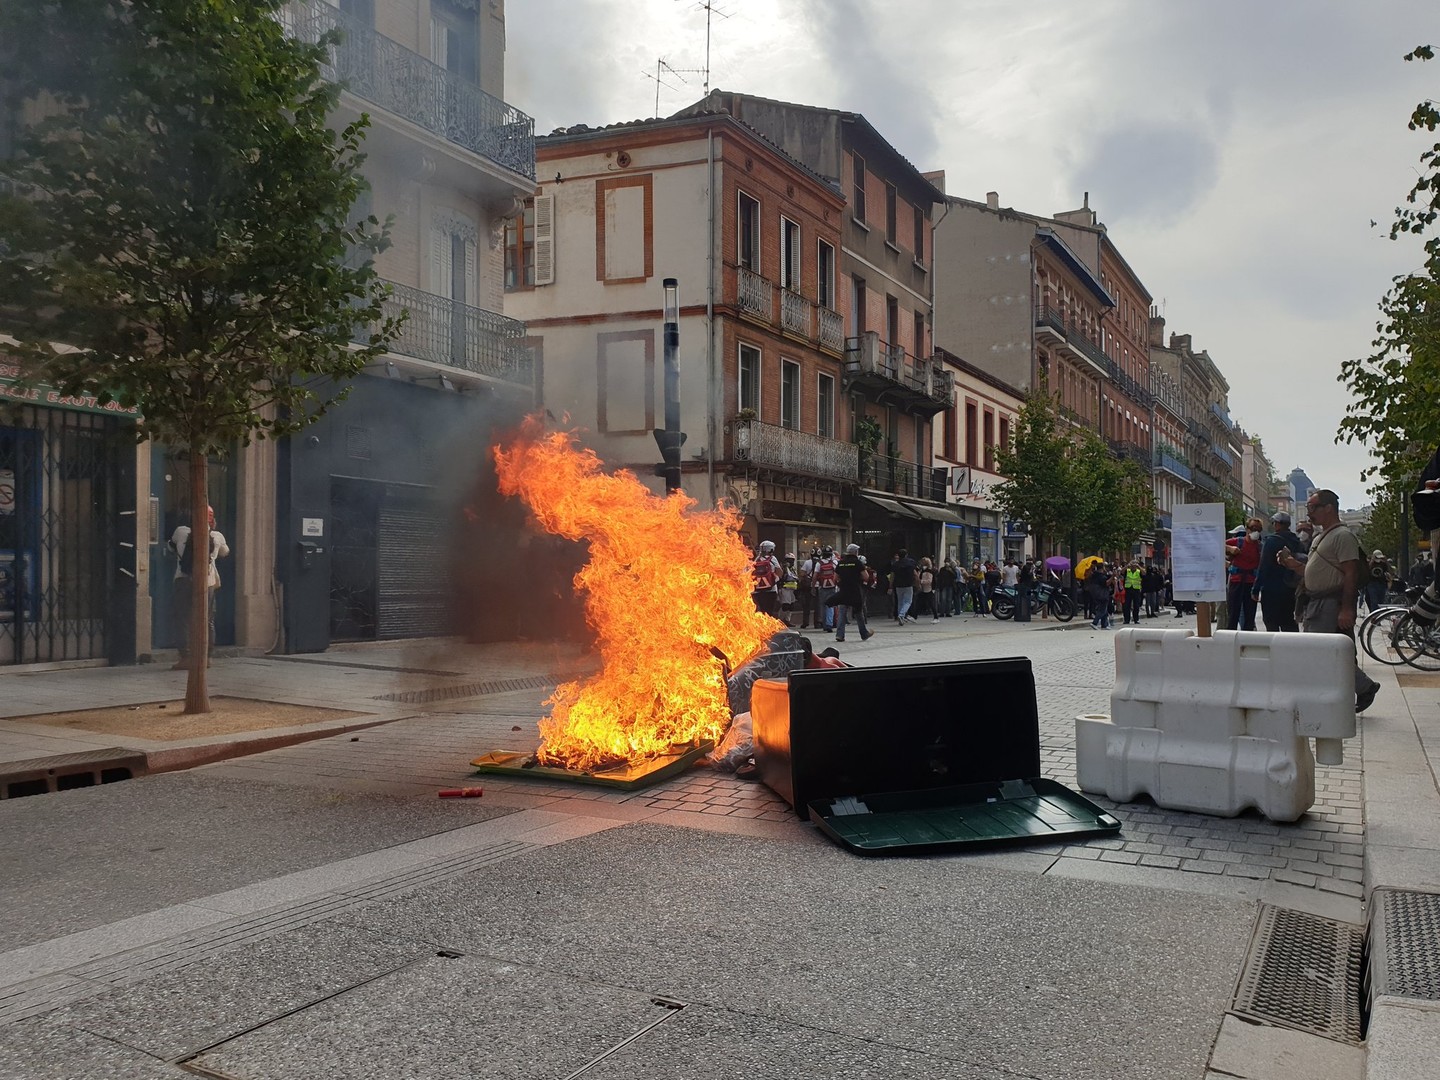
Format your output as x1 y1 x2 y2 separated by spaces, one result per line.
1368 888 1440 1004
373 674 563 704
1232 904 1364 1044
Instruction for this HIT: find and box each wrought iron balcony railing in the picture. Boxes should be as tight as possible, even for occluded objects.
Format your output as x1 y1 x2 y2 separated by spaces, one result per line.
365 279 532 387
843 332 950 410
859 455 948 501
780 288 809 337
1192 470 1220 494
1035 303 1109 374
737 266 774 320
817 307 843 353
1108 439 1151 469
1155 451 1193 483
284 0 536 180
732 418 858 483
1209 442 1235 468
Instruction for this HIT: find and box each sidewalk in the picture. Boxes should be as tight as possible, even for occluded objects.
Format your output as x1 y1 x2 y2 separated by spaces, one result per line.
0 618 1436 1078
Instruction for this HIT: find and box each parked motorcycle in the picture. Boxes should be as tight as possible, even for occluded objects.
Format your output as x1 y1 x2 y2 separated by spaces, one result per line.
991 582 1076 622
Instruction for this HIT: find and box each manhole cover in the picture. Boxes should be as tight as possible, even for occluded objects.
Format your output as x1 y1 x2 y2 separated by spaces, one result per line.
373 674 562 704
1232 904 1364 1044
1369 888 1440 1002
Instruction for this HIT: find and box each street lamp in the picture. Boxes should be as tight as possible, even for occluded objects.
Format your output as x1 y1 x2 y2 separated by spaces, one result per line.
653 277 686 494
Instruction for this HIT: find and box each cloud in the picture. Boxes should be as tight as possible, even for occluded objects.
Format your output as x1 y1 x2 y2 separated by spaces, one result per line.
1067 125 1222 227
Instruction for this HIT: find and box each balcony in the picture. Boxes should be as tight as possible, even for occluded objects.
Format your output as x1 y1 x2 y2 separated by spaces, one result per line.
284 0 536 181
1155 451 1193 483
1155 511 1173 531
736 266 775 320
732 419 858 484
1209 443 1235 469
1192 470 1220 494
365 279 532 387
1104 357 1155 409
1108 439 1151 469
1035 304 1109 376
780 288 810 337
817 307 844 354
843 331 951 415
1185 417 1209 441
860 456 948 501
1210 401 1235 430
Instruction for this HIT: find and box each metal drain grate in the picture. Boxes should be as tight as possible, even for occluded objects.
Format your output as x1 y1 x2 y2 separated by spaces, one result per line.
1369 888 1440 1002
373 673 564 704
1232 904 1364 1044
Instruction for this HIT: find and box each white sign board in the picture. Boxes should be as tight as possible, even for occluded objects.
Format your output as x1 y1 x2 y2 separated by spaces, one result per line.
949 465 972 496
301 517 324 537
1171 502 1227 601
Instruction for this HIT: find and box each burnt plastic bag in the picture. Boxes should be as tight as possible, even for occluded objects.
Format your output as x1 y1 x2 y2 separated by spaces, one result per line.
706 711 753 772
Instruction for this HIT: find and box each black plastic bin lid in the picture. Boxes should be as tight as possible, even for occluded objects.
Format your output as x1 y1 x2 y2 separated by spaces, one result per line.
809 777 1121 856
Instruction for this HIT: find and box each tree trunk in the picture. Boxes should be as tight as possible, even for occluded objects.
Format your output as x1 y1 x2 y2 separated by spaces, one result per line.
184 448 210 714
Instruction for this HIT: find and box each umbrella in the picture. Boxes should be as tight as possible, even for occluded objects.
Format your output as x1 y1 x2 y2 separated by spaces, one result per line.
1075 555 1103 580
1044 556 1071 573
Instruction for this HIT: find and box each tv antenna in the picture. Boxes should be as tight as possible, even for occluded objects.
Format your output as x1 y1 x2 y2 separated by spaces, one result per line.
644 57 705 119
675 0 732 98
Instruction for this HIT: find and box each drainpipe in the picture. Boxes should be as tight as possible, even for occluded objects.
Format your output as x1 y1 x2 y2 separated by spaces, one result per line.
706 128 717 508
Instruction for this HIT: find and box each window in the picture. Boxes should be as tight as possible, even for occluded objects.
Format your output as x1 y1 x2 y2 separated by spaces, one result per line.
913 311 925 359
817 240 835 309
885 183 898 245
886 296 900 348
504 200 535 290
943 403 957 460
851 152 866 222
913 204 924 260
850 275 866 337
1000 416 1011 454
738 191 760 271
965 402 977 465
429 208 477 306
983 410 995 472
596 176 652 282
596 331 654 435
738 344 760 414
817 373 835 438
430 0 477 81
781 359 801 430
780 216 800 291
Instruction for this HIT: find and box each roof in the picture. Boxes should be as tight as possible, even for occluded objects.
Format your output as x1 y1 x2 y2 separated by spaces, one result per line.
672 91 945 202
933 346 1025 402
537 111 841 197
1035 228 1115 308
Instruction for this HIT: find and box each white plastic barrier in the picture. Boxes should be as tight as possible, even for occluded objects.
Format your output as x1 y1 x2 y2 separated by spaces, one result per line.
1075 628 1357 822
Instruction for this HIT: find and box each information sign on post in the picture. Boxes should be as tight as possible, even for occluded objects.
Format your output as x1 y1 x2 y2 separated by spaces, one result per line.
1171 502 1227 637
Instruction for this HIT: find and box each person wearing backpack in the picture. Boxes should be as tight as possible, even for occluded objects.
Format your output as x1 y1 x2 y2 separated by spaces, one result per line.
168 505 230 669
810 545 840 631
750 540 782 618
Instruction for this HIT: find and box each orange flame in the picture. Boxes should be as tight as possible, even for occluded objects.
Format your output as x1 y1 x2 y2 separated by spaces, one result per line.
493 419 783 770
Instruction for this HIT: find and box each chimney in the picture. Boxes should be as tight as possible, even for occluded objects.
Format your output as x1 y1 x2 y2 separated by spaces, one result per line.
1148 310 1165 347
986 191 999 209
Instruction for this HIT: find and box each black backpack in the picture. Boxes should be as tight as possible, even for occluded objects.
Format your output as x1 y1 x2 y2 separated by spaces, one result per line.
179 530 203 577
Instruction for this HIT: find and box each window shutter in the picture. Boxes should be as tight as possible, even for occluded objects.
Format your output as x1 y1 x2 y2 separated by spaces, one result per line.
463 237 478 305
429 225 449 295
532 194 555 285
430 18 448 67
786 222 800 291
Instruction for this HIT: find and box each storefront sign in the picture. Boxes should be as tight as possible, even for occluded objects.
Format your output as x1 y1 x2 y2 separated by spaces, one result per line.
0 361 141 418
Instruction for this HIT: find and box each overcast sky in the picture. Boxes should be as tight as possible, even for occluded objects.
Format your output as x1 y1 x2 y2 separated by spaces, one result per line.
507 0 1434 509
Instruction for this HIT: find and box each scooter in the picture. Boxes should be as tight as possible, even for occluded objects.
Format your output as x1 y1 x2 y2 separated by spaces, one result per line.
991 581 1076 622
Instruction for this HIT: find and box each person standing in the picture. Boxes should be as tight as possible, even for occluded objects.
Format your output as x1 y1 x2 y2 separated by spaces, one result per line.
1410 444 1440 625
1123 561 1144 625
916 557 938 621
777 554 799 627
832 543 874 643
1224 518 1264 631
169 505 230 670
936 558 958 617
750 540 782 618
810 545 840 631
1278 489 1381 713
1086 562 1113 629
796 548 816 630
1143 564 1163 618
1364 550 1392 612
891 549 917 624
1252 511 1302 632
982 561 1000 615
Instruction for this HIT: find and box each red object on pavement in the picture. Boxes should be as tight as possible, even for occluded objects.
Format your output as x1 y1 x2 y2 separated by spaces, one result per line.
437 787 484 798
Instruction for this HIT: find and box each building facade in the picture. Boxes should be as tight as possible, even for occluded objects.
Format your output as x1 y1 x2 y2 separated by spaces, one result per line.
505 112 856 557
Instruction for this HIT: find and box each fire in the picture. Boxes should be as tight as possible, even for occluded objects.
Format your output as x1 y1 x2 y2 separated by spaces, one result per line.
492 419 783 770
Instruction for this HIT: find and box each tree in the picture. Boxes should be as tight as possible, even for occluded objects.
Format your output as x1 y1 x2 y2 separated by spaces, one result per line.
1338 45 1440 491
991 394 1079 557
1359 489 1426 569
0 0 400 712
1071 435 1156 555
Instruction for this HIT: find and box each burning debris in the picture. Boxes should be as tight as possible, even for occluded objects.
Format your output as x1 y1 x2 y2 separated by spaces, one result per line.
491 419 782 772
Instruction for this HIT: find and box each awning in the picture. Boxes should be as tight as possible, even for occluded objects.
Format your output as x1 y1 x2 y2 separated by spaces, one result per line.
899 501 964 524
857 493 921 519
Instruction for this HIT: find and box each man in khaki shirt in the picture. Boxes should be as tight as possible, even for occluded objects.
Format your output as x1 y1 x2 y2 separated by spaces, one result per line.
1278 489 1380 712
